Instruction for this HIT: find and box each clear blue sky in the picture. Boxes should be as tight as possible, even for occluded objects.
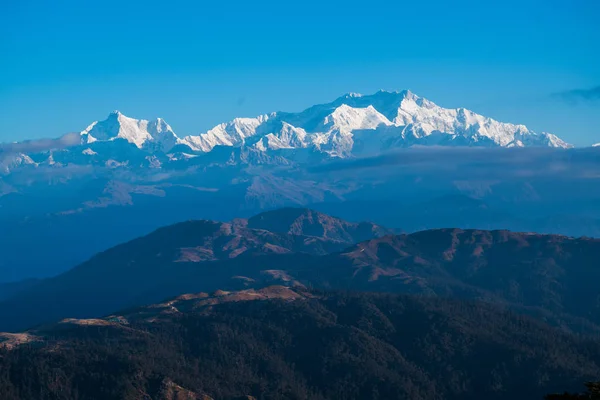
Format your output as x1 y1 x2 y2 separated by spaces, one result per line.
1 0 598 146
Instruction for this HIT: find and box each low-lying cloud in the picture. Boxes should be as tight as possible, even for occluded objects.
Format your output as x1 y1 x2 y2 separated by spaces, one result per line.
309 146 600 180
0 133 81 155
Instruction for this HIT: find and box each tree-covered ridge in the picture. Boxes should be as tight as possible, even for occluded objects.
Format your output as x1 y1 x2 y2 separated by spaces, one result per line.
546 382 600 399
1 288 599 400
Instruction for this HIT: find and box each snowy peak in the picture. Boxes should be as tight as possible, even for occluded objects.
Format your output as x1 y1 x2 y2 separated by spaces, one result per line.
81 111 181 152
253 122 309 151
322 104 392 132
181 114 272 152
1 90 577 178
385 92 572 148
328 89 437 126
0 153 36 175
176 89 571 157
63 90 573 162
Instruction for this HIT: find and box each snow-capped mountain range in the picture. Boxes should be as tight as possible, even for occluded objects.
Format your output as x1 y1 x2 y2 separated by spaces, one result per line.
2 90 576 174
80 90 572 157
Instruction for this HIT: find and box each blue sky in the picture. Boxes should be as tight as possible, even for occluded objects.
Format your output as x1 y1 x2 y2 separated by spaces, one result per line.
1 0 598 146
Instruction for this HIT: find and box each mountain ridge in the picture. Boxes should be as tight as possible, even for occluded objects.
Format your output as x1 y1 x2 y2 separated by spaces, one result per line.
1 90 573 176
95 90 572 156
1 209 599 333
1 286 599 400
0 208 394 331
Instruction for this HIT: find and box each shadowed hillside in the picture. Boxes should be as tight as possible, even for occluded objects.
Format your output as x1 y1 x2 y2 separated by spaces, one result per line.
1 287 599 400
1 212 600 333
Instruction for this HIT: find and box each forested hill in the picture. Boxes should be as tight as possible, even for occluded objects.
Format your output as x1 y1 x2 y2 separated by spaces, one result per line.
1 286 599 400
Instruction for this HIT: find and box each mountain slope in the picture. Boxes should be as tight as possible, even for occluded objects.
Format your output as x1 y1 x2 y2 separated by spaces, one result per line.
0 209 390 331
0 279 40 302
2 211 600 334
246 207 394 242
310 229 600 330
1 287 598 400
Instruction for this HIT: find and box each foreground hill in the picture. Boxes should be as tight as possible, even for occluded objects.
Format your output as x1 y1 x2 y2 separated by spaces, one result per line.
1 286 598 400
